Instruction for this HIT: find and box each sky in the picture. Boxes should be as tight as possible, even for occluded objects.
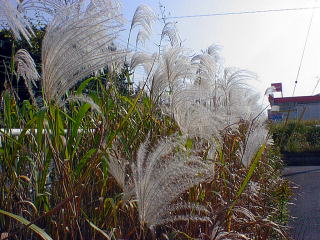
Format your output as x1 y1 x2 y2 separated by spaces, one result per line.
120 0 320 99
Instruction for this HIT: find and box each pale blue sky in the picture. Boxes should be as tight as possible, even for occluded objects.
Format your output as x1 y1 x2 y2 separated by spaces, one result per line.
121 0 320 98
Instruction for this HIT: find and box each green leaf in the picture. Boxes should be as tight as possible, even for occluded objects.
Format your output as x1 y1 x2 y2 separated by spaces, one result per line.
106 87 144 147
35 109 46 147
76 77 95 95
236 143 266 199
3 91 13 128
185 138 193 149
86 219 111 240
229 143 266 213
0 209 53 240
72 103 91 138
75 149 97 177
226 143 266 231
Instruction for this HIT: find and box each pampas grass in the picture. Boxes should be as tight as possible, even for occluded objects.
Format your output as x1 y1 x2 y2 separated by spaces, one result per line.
239 123 268 167
130 4 156 47
15 49 40 88
150 47 195 103
0 0 34 44
161 22 180 47
14 49 39 103
0 1 291 239
18 0 80 17
132 137 213 229
41 0 126 102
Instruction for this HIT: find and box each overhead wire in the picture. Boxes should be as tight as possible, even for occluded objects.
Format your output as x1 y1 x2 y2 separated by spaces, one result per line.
4 4 320 96
165 6 320 20
311 76 320 95
292 1 317 96
122 6 320 55
117 38 154 55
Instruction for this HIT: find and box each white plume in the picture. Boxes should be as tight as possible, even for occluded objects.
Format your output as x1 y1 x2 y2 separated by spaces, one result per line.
131 4 156 46
108 155 127 191
192 53 219 86
264 86 276 96
65 94 103 117
170 45 262 139
132 137 213 229
161 22 180 47
18 0 81 17
136 29 149 46
172 87 225 140
41 0 126 102
14 49 39 103
130 52 158 74
0 0 34 44
15 49 39 87
151 47 195 103
239 123 268 167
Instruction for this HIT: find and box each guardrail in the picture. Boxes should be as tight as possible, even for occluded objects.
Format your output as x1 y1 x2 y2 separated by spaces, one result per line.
0 128 95 146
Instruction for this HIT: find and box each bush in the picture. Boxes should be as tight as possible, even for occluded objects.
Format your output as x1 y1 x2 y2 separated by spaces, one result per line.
270 120 320 152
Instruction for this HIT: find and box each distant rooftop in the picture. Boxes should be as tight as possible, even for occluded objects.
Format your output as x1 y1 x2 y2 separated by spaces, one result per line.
269 95 320 104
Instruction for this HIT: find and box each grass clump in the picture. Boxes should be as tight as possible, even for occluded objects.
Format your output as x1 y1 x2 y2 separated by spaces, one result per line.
0 1 291 239
270 120 320 152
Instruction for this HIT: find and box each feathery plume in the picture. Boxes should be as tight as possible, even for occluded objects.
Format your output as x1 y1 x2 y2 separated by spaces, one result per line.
161 22 180 47
107 154 135 199
264 86 276 96
132 137 213 229
130 52 158 74
65 94 103 117
170 45 263 139
239 123 268 167
229 89 263 121
219 68 255 93
14 49 39 103
15 49 39 87
136 29 149 47
216 68 260 122
0 0 34 44
172 88 224 139
192 53 219 86
108 155 127 190
151 47 195 102
130 4 156 46
206 44 221 62
18 0 81 17
41 0 126 102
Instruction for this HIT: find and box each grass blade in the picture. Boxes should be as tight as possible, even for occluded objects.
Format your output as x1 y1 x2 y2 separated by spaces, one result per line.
0 209 53 240
227 143 266 230
86 219 112 240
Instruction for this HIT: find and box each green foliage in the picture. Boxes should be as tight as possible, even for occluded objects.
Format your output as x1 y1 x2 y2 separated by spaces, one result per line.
0 69 178 238
0 74 291 239
0 6 291 239
270 120 320 152
0 27 44 100
0 209 53 240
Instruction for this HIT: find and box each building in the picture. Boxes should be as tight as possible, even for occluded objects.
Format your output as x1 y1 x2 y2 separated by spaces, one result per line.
268 94 320 121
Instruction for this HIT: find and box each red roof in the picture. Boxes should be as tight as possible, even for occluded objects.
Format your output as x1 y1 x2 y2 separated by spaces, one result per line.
270 95 320 104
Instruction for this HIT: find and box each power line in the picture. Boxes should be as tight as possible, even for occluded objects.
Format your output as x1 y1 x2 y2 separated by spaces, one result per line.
311 76 320 95
165 6 320 20
292 2 317 96
117 38 154 55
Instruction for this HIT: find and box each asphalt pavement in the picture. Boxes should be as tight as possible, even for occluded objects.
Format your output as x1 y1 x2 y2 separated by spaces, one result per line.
283 166 320 240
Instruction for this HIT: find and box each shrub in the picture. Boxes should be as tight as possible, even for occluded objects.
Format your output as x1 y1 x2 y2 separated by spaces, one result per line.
270 120 320 152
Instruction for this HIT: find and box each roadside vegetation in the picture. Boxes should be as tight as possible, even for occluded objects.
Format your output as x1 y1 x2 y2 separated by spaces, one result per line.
270 120 320 152
0 0 291 239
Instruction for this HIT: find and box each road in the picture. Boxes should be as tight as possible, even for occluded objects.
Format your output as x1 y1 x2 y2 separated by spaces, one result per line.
283 166 320 240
